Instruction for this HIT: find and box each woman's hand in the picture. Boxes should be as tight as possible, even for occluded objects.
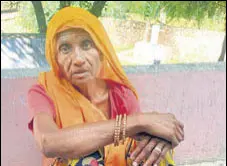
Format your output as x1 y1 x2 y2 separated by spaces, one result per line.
138 112 184 148
130 135 172 166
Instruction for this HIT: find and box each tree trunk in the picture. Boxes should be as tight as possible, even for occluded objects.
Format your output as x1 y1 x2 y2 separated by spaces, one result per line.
60 1 71 9
89 1 107 17
218 34 226 61
31 1 47 33
144 21 152 42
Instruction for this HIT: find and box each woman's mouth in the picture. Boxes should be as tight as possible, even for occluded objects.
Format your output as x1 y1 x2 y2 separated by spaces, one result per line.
72 71 87 79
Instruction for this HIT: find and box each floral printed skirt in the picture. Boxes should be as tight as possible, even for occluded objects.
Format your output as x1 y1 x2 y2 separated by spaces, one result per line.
67 150 104 166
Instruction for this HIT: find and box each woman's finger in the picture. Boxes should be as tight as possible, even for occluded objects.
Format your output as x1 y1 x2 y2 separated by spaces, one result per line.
174 123 184 143
130 136 150 161
133 138 159 165
177 125 184 140
178 120 184 129
153 143 172 166
171 136 179 148
142 141 165 166
175 129 183 143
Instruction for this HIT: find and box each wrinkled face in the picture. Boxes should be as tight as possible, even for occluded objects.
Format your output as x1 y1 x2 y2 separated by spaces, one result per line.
55 28 102 85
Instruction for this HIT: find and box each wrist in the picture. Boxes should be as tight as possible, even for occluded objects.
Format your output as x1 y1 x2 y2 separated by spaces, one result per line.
126 113 145 137
136 113 146 132
136 113 147 133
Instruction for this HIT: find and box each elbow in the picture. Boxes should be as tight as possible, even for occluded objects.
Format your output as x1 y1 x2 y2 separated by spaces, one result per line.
39 133 57 158
41 146 55 159
39 133 79 159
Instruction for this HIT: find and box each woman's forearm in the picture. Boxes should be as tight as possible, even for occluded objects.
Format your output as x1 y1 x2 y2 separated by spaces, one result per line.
42 114 142 159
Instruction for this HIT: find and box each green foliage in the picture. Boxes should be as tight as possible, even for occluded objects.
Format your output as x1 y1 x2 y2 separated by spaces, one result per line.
42 1 59 23
1 1 20 11
77 1 93 10
102 1 128 19
162 1 226 28
102 1 161 20
3 1 226 33
103 1 226 29
15 1 38 32
14 1 107 33
13 1 59 32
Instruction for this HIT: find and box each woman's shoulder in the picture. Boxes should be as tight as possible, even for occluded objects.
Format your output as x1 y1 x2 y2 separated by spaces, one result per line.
28 83 46 94
107 80 140 115
28 82 56 105
107 80 135 98
27 83 56 132
27 83 55 112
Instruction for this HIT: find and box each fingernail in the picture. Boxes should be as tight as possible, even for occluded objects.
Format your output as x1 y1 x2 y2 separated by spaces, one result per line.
132 161 138 166
154 164 158 166
130 155 135 160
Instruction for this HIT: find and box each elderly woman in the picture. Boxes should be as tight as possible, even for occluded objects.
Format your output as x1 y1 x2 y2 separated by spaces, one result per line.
27 7 184 166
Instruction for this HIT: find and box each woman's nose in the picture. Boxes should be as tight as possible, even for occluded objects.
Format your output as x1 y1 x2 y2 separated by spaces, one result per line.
72 46 85 66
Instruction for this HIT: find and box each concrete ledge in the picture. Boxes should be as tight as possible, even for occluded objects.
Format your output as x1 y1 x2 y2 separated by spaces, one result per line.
1 62 226 79
179 160 226 166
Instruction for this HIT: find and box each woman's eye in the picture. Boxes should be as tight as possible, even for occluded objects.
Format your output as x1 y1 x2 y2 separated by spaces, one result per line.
81 40 93 50
59 44 71 54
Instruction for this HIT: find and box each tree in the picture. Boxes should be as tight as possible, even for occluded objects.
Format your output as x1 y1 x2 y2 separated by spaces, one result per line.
104 1 226 61
161 1 226 61
218 15 226 61
30 1 107 33
146 1 226 61
89 1 107 17
60 1 71 9
218 34 226 61
31 1 47 33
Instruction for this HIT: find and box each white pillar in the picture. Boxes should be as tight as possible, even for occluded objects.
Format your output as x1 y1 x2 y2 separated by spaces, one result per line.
150 24 160 45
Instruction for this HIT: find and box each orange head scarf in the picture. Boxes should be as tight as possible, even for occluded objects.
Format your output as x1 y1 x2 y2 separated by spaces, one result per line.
38 6 175 166
39 6 140 126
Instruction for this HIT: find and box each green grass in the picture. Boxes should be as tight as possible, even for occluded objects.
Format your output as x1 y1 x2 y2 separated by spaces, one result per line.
163 53 217 64
114 44 134 53
120 60 137 66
